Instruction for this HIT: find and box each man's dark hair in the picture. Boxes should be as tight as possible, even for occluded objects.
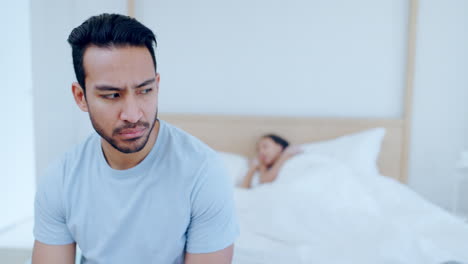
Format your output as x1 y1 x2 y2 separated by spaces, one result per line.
67 13 157 93
262 134 290 150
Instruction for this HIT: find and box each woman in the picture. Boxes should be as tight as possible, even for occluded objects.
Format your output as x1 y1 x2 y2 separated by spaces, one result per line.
240 134 302 189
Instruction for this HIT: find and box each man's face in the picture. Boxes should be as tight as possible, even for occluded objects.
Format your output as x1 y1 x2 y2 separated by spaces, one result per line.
79 45 159 153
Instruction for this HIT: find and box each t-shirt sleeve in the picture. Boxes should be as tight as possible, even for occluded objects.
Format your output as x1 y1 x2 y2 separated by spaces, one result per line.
34 158 75 245
185 154 240 253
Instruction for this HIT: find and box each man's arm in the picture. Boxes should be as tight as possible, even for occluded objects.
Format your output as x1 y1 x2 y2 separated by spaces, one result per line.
185 154 239 261
185 245 234 264
31 240 76 264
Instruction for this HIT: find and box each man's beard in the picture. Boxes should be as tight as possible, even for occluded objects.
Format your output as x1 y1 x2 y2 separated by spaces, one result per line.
89 109 159 154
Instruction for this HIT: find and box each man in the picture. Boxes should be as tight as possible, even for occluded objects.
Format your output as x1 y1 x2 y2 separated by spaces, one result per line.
32 13 239 264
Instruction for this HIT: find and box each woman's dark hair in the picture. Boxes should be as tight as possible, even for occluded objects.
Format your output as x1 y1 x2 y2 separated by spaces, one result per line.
67 13 157 93
262 134 289 150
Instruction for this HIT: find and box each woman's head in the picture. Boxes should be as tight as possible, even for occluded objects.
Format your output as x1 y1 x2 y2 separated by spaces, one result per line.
256 134 289 167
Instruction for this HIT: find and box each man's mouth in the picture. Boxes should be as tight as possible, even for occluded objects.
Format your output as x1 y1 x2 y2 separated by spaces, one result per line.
118 127 146 140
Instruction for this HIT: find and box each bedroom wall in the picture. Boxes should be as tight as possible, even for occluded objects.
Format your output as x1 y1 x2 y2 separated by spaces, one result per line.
409 0 468 213
136 0 408 118
1 0 36 228
29 0 468 213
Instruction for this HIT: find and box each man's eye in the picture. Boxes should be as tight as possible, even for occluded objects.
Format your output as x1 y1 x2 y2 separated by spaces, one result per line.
140 88 153 94
102 93 120 99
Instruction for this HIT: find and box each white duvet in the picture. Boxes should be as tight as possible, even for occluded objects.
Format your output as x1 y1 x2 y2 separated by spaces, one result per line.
233 154 468 264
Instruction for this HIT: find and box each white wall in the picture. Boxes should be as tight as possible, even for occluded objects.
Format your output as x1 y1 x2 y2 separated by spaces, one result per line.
1 0 35 227
30 0 468 212
137 0 408 118
409 0 468 210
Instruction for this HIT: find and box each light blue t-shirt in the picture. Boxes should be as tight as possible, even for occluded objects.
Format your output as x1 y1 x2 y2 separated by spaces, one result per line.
34 120 239 263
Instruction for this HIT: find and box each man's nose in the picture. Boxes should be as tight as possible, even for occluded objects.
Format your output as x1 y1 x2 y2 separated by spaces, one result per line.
119 95 143 123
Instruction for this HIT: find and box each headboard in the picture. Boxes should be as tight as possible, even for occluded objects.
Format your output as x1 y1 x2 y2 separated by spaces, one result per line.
160 113 407 182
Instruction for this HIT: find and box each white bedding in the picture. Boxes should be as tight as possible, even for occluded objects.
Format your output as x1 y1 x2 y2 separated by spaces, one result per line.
233 154 468 264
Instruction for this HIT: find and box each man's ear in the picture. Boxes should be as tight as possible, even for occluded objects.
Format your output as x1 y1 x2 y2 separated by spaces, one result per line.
72 82 89 112
155 73 160 93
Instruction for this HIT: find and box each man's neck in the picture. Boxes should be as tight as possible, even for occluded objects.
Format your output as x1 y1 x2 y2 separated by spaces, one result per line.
101 121 160 170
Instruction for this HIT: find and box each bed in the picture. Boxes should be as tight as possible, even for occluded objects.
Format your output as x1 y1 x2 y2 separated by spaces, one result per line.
161 113 468 264
9 112 468 263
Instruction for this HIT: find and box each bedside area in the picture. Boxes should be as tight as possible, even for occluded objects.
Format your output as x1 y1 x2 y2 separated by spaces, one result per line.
0 217 34 264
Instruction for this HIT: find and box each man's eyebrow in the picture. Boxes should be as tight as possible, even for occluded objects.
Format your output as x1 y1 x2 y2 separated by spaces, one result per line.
135 78 156 88
95 85 123 91
94 78 155 91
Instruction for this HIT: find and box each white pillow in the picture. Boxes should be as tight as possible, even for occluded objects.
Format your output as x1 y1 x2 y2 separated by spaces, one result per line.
300 128 386 177
217 151 249 185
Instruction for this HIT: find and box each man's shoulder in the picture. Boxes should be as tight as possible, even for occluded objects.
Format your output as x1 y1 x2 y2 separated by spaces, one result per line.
161 120 228 182
161 120 224 182
39 133 99 186
162 120 216 158
63 132 100 168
